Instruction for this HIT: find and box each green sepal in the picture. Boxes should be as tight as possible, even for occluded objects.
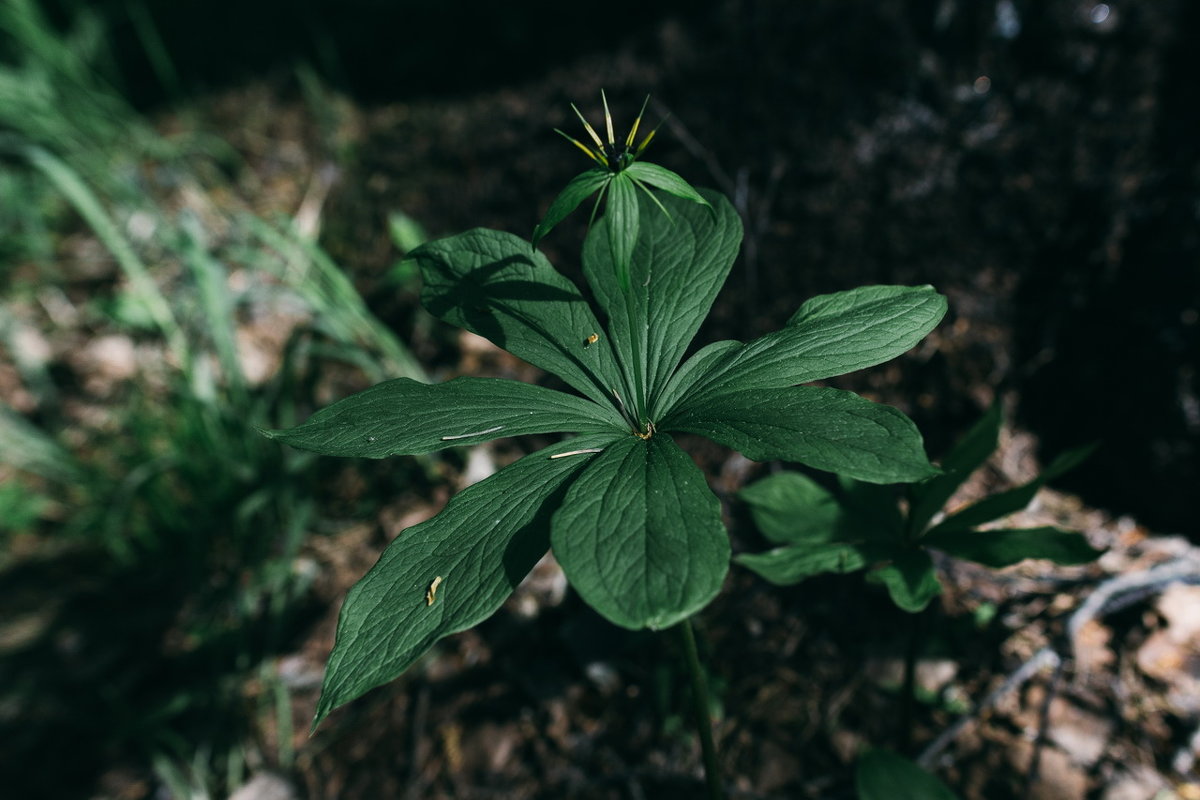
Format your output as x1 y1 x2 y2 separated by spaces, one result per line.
664 385 937 484
866 549 942 613
923 526 1102 568
624 162 713 215
908 401 1003 534
414 228 623 408
605 172 639 291
313 433 617 728
551 434 730 630
531 167 611 249
262 377 625 457
856 749 962 800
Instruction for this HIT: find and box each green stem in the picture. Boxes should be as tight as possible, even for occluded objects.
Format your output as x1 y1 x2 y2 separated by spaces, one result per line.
900 604 923 753
676 617 724 800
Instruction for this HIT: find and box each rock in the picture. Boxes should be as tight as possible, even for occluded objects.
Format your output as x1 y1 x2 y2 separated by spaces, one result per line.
1008 739 1089 800
1046 698 1113 766
1100 765 1167 800
1137 584 1200 714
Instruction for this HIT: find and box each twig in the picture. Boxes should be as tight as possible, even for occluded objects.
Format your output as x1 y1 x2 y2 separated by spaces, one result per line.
1022 651 1067 800
1067 557 1200 648
918 554 1200 771
917 646 1061 770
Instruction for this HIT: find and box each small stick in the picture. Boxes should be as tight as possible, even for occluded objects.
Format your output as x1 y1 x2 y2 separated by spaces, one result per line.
918 554 1200 771
440 425 503 441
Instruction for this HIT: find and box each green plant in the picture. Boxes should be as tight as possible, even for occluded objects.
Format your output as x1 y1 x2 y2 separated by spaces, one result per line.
856 749 961 800
737 401 1101 613
263 97 949 779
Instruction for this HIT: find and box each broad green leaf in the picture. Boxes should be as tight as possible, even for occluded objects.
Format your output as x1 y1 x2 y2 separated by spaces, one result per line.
923 526 1102 568
683 285 947 405
625 162 712 209
664 386 937 484
531 167 610 248
866 549 942 613
924 443 1096 536
263 377 624 457
908 401 1003 534
606 173 639 291
652 340 741 420
415 228 624 408
314 433 616 726
739 471 843 545
583 189 743 414
927 484 1038 536
551 434 730 630
736 541 891 585
856 749 961 800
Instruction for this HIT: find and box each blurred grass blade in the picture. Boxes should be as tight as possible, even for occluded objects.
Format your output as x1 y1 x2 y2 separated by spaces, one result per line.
178 212 245 395
0 406 80 483
244 215 426 382
388 210 428 255
124 0 183 101
23 145 189 367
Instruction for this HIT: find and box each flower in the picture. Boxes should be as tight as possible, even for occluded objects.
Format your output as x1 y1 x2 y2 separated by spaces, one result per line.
533 92 712 292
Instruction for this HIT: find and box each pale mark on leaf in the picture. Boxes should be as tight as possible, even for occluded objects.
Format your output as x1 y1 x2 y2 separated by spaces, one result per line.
549 448 605 459
425 576 443 606
441 425 504 441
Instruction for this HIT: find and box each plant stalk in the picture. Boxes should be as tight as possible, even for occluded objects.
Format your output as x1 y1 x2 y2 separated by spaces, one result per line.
677 617 724 800
900 604 923 752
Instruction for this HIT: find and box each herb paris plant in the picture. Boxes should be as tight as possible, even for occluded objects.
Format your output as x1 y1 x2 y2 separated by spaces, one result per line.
264 141 948 729
737 401 1102 612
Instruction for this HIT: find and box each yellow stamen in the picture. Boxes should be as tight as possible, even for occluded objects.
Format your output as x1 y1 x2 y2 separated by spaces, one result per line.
555 129 606 166
601 89 615 144
626 95 650 148
635 117 667 157
570 103 604 148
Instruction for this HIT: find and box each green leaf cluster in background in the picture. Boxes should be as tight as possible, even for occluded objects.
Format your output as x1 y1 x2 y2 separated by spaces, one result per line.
737 401 1102 612
267 183 947 725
